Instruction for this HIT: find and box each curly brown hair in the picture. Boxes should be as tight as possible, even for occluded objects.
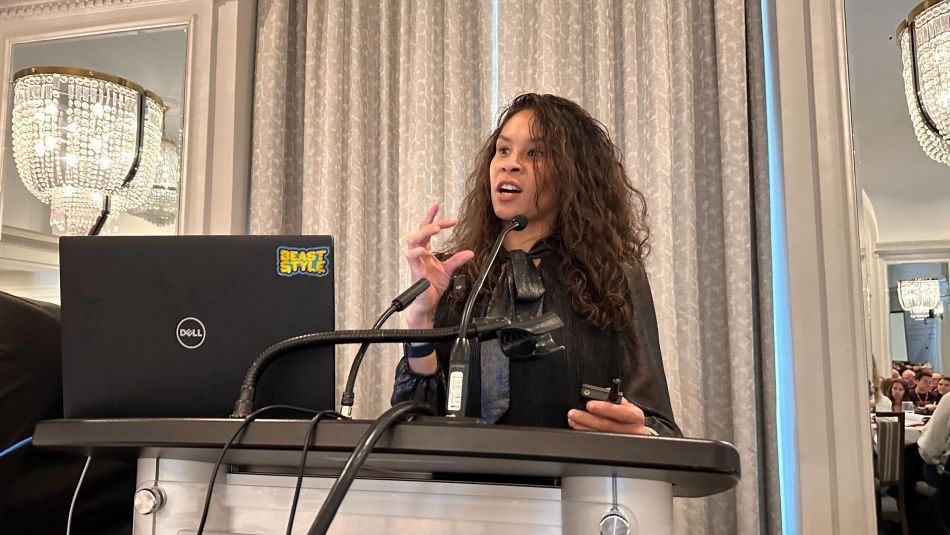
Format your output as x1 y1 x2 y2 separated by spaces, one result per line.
446 93 651 329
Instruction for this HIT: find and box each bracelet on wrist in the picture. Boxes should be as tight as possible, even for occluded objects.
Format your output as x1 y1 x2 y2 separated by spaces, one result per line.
404 342 435 358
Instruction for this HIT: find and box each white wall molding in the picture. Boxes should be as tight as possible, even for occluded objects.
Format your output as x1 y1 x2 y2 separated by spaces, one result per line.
0 268 59 303
769 0 876 532
876 240 950 263
862 192 890 379
0 225 58 271
0 0 154 18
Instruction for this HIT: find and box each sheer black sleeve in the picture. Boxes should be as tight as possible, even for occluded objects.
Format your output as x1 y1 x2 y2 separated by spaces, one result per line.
390 355 447 414
623 265 682 437
390 292 454 413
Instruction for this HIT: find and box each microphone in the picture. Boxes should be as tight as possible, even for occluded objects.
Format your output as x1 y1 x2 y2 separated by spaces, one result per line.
339 278 430 417
445 215 527 418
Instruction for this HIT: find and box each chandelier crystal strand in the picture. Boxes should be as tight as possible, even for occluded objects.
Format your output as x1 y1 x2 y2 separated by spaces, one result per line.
129 138 180 226
110 97 165 213
900 1 950 165
898 278 942 320
11 67 165 235
901 31 950 164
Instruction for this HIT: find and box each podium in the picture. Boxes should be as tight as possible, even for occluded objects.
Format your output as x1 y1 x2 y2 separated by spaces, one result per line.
33 418 740 534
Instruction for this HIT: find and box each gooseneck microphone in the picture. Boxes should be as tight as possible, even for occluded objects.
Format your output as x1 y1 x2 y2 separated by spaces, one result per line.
445 215 527 418
339 278 431 417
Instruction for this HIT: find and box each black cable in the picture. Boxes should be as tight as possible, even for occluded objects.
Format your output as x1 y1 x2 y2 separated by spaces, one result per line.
340 278 430 417
307 400 434 535
285 409 344 535
232 325 506 419
195 405 321 535
339 309 396 417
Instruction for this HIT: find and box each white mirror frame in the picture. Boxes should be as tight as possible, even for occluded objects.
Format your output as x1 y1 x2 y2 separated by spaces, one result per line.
0 0 255 247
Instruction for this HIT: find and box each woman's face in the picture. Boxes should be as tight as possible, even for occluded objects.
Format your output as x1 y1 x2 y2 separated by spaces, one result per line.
890 381 905 400
489 110 558 234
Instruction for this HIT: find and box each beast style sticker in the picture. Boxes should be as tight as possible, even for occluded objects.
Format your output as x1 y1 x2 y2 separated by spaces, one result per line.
276 246 330 277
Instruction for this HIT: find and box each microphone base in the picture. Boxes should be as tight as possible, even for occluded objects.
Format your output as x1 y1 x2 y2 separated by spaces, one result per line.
412 415 489 426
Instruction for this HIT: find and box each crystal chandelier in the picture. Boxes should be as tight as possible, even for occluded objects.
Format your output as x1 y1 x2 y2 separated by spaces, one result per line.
129 138 180 226
11 66 165 235
898 278 942 320
898 0 950 165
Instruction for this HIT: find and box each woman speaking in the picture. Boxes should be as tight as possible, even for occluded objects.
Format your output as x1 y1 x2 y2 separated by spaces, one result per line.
392 93 680 437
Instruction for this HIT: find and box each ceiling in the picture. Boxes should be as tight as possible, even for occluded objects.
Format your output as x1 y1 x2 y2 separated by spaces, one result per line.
846 0 950 244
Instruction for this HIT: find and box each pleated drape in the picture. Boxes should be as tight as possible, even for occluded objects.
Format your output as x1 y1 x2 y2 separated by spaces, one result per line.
249 1 777 532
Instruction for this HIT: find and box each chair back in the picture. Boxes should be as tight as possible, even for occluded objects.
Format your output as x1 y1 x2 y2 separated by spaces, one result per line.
876 411 906 486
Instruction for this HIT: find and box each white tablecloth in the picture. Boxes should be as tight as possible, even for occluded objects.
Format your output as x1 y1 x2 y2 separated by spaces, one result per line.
902 412 928 444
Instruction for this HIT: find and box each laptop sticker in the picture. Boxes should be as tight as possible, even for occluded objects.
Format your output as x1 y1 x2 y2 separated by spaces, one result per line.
276 246 331 277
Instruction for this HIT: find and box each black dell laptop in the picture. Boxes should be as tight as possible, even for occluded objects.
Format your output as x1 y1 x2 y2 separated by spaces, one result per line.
59 235 336 418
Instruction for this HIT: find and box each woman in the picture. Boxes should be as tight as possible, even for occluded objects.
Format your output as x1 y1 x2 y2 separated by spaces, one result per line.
391 93 680 437
870 357 883 413
877 378 908 413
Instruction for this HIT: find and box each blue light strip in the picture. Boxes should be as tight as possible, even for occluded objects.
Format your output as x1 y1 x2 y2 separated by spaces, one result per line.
760 0 800 533
491 0 499 116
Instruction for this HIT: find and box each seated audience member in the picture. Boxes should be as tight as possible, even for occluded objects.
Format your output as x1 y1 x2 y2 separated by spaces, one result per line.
870 378 882 413
932 372 943 392
902 368 918 391
938 376 950 397
0 291 133 534
917 387 950 530
910 369 941 413
919 388 950 469
890 368 900 379
877 378 908 413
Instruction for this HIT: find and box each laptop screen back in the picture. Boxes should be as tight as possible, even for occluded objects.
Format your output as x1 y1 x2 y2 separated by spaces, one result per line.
59 235 336 418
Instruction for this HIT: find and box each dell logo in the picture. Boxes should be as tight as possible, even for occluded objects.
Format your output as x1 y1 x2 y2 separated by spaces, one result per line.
176 317 206 349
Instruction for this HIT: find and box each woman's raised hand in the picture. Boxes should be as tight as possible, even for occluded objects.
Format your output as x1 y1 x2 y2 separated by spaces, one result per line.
404 202 474 329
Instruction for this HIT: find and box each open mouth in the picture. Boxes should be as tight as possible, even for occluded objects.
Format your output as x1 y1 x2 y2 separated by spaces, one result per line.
497 183 522 194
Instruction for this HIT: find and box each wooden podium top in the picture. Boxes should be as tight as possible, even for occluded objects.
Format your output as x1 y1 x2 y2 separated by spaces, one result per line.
33 417 740 498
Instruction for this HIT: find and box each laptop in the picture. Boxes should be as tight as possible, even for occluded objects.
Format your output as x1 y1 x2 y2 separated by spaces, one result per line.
59 235 336 418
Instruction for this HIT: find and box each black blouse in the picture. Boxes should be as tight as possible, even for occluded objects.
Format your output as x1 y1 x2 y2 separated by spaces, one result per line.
391 241 681 437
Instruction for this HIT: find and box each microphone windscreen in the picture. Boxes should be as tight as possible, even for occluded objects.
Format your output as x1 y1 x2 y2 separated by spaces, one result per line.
511 215 528 231
392 278 431 311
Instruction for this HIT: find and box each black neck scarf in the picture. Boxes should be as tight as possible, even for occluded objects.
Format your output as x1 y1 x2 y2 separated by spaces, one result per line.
479 238 553 423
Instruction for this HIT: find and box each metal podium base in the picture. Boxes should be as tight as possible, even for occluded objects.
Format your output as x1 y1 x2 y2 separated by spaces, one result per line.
132 458 673 535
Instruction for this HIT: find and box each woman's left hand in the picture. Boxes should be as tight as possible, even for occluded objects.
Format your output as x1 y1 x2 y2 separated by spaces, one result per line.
567 398 655 436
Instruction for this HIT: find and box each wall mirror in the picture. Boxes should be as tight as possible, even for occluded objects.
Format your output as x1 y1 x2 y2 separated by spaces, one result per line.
0 0 256 304
0 26 187 304
2 26 188 238
846 0 950 527
846 0 950 375
886 263 950 369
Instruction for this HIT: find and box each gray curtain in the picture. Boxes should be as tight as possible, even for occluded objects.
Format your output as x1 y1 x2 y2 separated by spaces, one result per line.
249 0 493 423
249 1 777 533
